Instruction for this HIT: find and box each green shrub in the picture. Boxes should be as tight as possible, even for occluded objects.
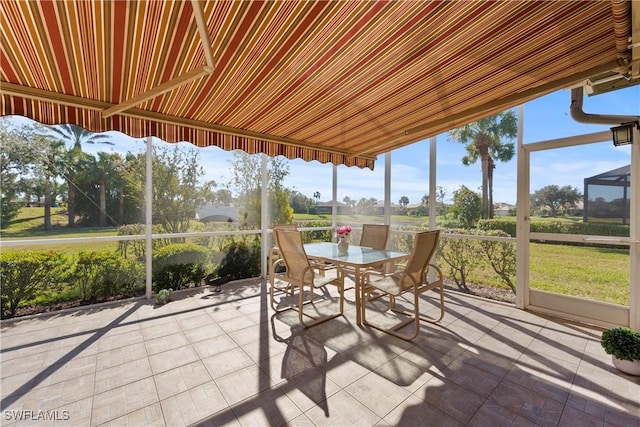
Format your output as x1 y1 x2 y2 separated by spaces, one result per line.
437 215 464 230
0 197 20 228
0 251 70 318
477 218 517 237
475 229 516 293
117 224 173 260
72 251 145 301
436 229 482 291
152 243 210 291
296 219 333 242
601 327 640 361
216 237 261 281
478 217 629 238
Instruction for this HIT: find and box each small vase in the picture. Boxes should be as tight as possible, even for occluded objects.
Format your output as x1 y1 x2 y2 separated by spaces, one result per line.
337 236 349 253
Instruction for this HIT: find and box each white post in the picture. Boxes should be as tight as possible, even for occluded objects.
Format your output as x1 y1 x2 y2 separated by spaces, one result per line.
332 165 338 228
429 137 437 231
261 154 268 278
384 153 391 227
630 126 639 330
515 105 529 309
145 136 153 299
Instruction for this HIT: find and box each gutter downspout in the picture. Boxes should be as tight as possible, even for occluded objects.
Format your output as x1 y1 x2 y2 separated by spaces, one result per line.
570 87 639 125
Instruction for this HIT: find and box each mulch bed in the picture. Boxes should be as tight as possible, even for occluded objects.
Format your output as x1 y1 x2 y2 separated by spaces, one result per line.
444 278 516 304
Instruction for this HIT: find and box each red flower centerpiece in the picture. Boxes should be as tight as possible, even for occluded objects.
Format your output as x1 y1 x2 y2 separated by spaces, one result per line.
336 225 352 253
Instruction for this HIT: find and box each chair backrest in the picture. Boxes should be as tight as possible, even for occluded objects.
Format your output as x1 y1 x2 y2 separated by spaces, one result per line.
271 224 297 248
359 224 390 249
274 224 297 231
274 229 312 283
401 230 440 290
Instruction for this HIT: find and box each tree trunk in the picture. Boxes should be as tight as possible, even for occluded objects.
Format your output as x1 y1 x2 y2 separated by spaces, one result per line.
67 177 75 227
118 190 124 225
99 176 106 227
488 156 495 219
44 176 52 230
479 147 490 220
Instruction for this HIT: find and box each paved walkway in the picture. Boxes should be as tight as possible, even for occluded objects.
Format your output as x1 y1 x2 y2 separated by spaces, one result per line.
1 279 638 426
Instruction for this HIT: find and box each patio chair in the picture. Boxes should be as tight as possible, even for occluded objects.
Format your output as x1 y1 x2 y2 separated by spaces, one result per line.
343 224 391 294
274 229 345 327
359 223 390 250
362 230 444 340
269 224 298 312
359 223 391 273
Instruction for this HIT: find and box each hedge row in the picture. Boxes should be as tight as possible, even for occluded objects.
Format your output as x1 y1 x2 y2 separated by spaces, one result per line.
477 218 629 238
1 238 264 318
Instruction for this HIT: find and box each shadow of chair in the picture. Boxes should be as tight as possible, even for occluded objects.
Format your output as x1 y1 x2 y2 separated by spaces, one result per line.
362 229 444 340
274 229 345 327
270 317 330 416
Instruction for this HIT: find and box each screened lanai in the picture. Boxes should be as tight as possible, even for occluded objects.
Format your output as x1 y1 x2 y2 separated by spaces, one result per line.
2 2 640 425
1 1 639 326
584 164 631 225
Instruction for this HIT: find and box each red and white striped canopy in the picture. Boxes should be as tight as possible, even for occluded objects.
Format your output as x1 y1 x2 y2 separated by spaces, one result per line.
1 1 634 169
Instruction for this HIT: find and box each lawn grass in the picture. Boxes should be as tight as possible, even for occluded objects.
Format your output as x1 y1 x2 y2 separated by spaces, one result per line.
2 209 631 306
1 207 119 239
529 243 629 305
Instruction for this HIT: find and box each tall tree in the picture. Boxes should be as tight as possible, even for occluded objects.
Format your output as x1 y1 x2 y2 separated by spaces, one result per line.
152 145 208 234
451 185 481 228
399 196 409 209
227 152 292 228
531 185 582 217
449 111 517 219
48 124 113 227
0 121 39 225
33 134 66 229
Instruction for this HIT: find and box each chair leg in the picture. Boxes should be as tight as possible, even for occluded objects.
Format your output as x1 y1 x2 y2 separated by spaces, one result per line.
298 282 344 328
418 285 445 323
270 275 295 313
363 284 444 341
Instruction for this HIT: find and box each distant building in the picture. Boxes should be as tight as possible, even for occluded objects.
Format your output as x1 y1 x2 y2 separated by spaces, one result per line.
316 201 351 214
493 202 516 217
195 205 238 222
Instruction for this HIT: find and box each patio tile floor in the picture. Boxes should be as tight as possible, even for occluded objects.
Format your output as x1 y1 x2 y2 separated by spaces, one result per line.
1 278 638 426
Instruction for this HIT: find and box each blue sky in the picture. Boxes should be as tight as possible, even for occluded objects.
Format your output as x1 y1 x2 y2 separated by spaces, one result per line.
7 84 638 206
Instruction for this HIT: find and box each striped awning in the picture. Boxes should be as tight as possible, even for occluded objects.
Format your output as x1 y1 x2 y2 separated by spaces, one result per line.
1 1 635 170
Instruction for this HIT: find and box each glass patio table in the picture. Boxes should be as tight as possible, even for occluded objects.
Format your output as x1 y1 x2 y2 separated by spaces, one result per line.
303 242 409 325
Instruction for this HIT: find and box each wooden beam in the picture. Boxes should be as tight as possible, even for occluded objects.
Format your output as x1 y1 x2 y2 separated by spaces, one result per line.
101 65 212 119
191 0 215 69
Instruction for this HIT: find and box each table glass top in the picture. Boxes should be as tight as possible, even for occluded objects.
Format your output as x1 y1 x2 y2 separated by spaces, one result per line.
304 242 407 266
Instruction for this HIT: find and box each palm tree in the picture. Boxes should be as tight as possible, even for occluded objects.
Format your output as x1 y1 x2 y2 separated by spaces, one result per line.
38 136 66 229
94 152 123 227
49 125 113 227
448 111 517 219
399 196 409 209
